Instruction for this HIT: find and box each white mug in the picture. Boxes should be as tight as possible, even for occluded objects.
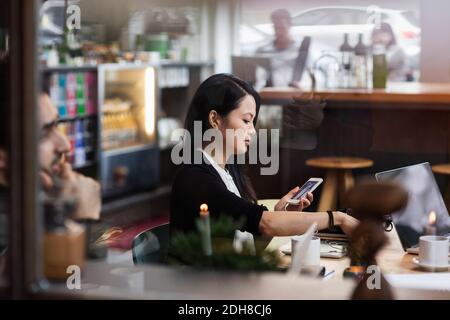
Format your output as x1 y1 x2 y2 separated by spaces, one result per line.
419 235 450 267
291 235 320 266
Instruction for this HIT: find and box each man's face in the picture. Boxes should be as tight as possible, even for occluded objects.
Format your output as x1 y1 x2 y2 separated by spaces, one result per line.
373 31 392 46
272 17 291 40
38 94 70 177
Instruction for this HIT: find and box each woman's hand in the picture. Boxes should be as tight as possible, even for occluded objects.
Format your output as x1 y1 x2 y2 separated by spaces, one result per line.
274 186 313 212
335 212 359 235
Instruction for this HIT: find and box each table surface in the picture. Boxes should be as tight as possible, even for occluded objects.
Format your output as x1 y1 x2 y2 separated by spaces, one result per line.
41 222 450 299
267 225 422 279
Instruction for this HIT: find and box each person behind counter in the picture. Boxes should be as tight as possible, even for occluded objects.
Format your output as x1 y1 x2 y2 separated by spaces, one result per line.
170 74 358 240
256 9 311 87
372 22 410 81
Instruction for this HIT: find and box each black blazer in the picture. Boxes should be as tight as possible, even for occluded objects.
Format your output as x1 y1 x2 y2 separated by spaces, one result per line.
170 163 268 236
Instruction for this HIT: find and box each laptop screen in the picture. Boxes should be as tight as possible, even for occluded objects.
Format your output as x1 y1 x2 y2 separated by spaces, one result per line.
375 162 450 249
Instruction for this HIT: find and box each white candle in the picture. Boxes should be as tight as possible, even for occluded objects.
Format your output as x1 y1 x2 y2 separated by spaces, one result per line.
424 211 437 235
199 204 212 256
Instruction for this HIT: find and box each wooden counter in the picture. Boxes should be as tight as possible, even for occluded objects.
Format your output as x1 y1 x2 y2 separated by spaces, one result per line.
260 82 450 108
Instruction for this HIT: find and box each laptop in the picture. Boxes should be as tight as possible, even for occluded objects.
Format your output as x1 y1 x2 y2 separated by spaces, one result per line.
375 162 450 256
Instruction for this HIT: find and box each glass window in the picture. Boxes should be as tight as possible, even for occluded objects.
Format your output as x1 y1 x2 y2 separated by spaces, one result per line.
292 8 372 26
402 10 420 27
240 1 421 83
15 0 450 301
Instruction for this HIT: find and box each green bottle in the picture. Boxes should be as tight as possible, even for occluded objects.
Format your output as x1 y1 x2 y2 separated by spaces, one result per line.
372 44 388 89
58 25 70 65
76 74 86 115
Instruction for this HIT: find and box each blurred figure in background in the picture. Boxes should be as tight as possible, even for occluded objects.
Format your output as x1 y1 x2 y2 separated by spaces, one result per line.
256 9 319 150
256 9 310 87
372 22 409 81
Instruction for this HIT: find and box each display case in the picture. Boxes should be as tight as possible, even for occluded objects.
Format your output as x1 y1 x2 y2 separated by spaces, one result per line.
98 64 159 198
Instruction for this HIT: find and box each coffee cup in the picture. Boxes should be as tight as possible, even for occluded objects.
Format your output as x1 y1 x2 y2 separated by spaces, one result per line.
291 235 320 266
418 235 449 267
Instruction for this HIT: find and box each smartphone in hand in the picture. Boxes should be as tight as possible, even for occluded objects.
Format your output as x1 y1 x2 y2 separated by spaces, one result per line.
288 177 323 205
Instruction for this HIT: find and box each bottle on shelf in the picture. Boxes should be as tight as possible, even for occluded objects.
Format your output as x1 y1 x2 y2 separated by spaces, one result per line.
372 44 388 89
339 33 354 88
354 33 369 88
76 73 86 115
58 25 70 65
65 73 77 117
47 42 60 67
74 119 86 167
67 121 75 165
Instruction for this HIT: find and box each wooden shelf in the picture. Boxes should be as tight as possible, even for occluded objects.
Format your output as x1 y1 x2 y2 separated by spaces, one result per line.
103 144 156 156
42 65 98 73
73 160 97 170
58 114 97 122
41 61 214 73
159 60 214 68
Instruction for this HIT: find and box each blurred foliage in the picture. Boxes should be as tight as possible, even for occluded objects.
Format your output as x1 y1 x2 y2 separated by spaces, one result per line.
168 215 283 272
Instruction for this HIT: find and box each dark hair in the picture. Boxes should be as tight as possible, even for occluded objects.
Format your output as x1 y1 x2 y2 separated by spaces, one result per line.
184 73 261 203
271 9 291 24
372 22 396 47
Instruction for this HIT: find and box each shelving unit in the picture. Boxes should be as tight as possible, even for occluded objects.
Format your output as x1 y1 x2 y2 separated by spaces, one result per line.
58 113 97 121
40 60 214 199
156 60 214 151
41 65 99 179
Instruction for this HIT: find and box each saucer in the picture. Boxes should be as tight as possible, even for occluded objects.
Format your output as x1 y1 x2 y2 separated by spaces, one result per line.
412 257 450 271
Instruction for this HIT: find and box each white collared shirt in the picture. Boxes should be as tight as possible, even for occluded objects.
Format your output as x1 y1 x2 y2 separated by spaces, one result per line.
200 149 241 198
199 149 255 254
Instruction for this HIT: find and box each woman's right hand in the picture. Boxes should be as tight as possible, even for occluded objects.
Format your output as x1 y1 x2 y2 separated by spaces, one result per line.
336 212 359 235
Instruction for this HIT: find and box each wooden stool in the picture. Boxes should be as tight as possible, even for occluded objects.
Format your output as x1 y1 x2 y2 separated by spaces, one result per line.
431 164 450 213
306 157 374 212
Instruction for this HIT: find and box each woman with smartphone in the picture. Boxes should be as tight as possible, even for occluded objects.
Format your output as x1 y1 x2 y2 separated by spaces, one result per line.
170 74 358 239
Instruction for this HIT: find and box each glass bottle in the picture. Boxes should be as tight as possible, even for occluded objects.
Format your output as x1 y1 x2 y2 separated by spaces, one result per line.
58 26 70 65
354 34 368 88
372 44 388 89
339 33 354 88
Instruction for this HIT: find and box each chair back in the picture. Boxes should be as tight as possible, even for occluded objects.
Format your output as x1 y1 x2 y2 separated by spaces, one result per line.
132 223 170 265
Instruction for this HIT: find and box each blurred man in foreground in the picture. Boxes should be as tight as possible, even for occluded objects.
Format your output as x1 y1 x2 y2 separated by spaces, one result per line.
38 93 101 221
